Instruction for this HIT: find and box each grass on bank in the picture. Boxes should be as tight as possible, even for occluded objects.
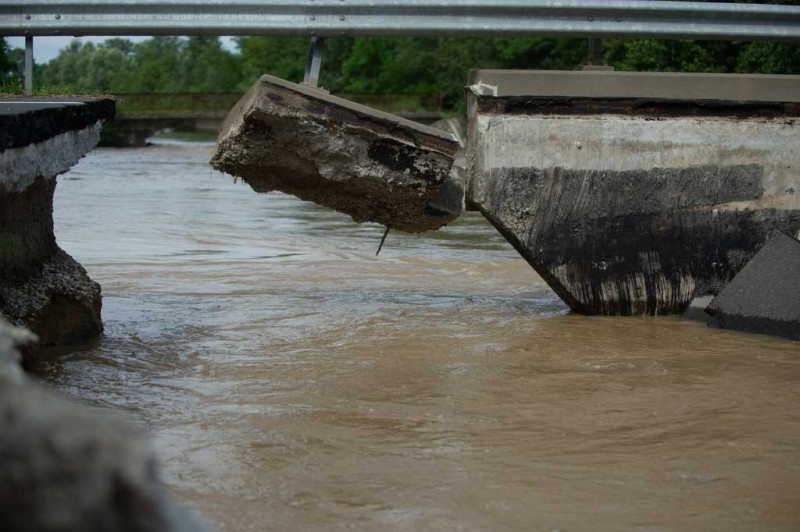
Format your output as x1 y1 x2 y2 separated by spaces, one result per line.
0 76 110 97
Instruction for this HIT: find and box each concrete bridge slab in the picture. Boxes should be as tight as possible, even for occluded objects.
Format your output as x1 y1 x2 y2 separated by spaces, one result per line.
466 70 800 315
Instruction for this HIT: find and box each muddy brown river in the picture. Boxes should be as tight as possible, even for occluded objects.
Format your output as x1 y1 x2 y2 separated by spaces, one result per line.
32 145 800 531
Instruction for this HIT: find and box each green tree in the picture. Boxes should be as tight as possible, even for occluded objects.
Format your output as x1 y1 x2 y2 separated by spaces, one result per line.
492 37 585 70
235 36 308 89
123 37 184 92
0 38 23 88
180 36 243 92
29 28 800 107
738 42 800 74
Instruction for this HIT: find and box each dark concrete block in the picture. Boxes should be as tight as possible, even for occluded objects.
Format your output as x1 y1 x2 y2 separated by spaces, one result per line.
212 75 460 233
707 233 800 340
0 97 115 152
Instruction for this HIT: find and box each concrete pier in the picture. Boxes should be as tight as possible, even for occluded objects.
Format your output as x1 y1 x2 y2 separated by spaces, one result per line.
0 98 114 349
466 70 800 316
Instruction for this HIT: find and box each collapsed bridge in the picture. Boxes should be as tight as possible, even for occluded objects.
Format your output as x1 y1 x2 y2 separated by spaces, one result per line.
2 0 800 351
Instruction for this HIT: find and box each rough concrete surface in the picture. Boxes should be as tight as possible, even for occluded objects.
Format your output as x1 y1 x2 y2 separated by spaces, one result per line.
0 174 58 282
0 319 211 532
1 99 108 350
1 123 103 193
0 248 103 347
706 233 800 340
212 75 461 233
0 97 115 152
466 70 800 316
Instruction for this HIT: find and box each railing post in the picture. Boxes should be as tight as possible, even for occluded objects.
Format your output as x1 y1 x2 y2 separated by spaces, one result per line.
24 34 33 95
587 38 603 66
303 37 324 88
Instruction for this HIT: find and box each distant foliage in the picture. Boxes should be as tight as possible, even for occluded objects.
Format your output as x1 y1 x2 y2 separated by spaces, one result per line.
606 39 800 74
0 32 798 106
38 36 244 93
0 38 24 90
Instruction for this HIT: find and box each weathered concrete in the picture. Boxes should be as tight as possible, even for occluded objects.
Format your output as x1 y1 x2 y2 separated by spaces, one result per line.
706 233 800 340
212 75 460 233
0 97 113 350
0 98 115 153
0 319 211 532
466 70 800 316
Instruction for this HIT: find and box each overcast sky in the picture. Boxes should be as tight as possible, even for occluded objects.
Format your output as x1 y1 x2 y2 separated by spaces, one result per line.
5 36 238 64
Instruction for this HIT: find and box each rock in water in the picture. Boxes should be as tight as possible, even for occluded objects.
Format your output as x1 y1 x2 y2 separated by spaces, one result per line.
706 232 800 340
211 75 461 233
0 319 211 532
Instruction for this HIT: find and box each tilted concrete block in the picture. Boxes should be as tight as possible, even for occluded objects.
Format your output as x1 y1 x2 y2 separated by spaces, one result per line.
707 232 800 340
212 75 461 233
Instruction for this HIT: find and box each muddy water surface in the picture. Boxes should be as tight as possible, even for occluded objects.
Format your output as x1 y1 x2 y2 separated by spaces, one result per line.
34 145 800 531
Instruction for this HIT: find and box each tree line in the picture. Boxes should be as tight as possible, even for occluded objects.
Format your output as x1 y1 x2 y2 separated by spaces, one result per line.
1 35 798 110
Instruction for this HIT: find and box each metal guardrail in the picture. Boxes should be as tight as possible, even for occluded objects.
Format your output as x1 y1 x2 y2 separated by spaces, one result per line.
5 1 800 94
1 1 799 42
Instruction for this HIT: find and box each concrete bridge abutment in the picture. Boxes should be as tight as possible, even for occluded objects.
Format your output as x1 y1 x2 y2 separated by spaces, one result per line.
0 98 114 352
466 70 800 316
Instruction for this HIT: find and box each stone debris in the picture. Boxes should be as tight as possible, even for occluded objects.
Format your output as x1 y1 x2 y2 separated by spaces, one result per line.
212 75 461 233
0 319 211 532
706 232 800 340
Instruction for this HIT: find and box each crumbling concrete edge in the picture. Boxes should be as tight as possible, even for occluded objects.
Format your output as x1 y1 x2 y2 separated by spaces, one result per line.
1 99 111 352
212 74 461 233
0 123 103 193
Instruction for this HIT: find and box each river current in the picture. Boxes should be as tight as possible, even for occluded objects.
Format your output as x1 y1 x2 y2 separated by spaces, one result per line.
33 145 800 531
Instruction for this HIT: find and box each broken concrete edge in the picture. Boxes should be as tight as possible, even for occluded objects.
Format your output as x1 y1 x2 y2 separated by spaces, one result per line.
1 100 109 352
250 74 456 148
0 96 115 152
466 69 800 103
212 74 461 233
706 232 800 341
0 319 212 532
0 122 104 193
1 248 103 352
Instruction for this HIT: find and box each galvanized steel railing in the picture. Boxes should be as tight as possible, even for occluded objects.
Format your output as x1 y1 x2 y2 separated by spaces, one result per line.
2 1 799 41
3 0 800 94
